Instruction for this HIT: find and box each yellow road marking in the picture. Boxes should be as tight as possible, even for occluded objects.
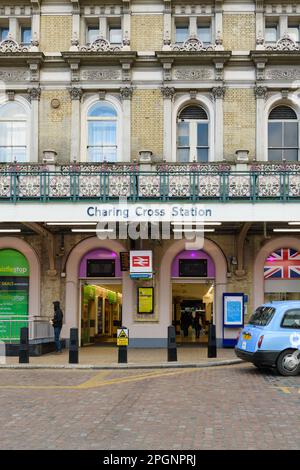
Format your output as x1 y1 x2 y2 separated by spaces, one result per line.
276 386 291 394
0 364 241 391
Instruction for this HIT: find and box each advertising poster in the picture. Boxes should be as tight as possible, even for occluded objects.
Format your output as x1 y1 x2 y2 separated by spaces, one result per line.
137 287 154 314
0 249 29 341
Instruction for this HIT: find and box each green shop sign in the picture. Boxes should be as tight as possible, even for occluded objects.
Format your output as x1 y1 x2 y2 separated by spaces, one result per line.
0 249 29 341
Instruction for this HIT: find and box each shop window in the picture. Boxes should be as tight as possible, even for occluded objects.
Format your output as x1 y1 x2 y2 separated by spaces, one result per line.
177 105 209 162
87 101 118 162
268 106 299 162
0 101 29 163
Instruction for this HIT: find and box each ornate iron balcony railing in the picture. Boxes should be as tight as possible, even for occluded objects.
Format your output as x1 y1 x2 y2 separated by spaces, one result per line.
1 167 300 202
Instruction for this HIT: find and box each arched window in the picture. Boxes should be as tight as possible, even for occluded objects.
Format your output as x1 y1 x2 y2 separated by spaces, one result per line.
87 102 118 162
177 105 209 162
268 105 299 161
0 101 28 162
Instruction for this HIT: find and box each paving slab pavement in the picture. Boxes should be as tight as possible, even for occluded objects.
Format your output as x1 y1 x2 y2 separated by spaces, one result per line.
1 346 240 369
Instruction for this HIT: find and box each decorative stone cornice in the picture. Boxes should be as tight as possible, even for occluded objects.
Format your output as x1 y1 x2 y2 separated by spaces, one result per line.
254 86 267 99
172 35 215 52
120 86 133 100
69 87 83 100
27 87 41 101
79 37 121 53
160 86 175 100
0 35 29 53
211 86 226 100
266 34 300 51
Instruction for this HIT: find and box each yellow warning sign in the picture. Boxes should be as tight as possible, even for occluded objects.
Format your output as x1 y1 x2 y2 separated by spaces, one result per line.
117 328 129 346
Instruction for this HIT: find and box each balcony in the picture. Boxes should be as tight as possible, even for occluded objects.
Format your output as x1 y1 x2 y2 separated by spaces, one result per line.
1 162 300 202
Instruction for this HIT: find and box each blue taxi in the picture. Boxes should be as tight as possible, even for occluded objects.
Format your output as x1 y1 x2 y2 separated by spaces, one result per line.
235 301 300 376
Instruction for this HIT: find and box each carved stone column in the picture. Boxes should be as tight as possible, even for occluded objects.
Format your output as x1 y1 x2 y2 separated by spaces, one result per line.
255 86 267 161
161 86 175 161
69 87 83 161
120 86 133 162
122 1 131 50
28 87 41 163
212 86 225 161
163 0 172 51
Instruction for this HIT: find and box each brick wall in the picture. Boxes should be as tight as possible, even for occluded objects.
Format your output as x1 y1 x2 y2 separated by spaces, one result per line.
40 15 72 52
39 91 71 163
223 14 256 50
224 89 256 160
131 15 163 51
131 89 164 159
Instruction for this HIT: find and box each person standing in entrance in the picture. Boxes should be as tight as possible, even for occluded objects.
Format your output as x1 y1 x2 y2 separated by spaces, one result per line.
52 301 63 353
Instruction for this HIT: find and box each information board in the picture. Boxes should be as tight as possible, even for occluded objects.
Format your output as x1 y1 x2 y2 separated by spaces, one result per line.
86 259 115 277
137 287 154 314
120 252 130 272
223 293 244 327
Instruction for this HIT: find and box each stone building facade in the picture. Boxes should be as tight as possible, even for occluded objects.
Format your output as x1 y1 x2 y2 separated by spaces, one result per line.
1 0 300 348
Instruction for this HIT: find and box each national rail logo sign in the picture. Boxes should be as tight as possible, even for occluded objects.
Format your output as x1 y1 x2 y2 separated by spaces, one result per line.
131 256 150 268
129 251 153 278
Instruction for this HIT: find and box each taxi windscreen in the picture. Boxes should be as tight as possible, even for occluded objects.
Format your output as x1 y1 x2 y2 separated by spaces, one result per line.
248 306 275 326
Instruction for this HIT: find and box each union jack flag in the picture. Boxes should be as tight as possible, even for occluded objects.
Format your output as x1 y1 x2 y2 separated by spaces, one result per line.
264 248 300 279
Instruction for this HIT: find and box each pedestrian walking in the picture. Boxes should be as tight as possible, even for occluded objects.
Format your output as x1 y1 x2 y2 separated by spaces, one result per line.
52 301 63 353
194 311 202 339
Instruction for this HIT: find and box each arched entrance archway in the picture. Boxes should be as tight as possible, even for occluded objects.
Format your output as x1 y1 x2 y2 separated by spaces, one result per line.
64 238 133 341
158 239 227 346
0 237 40 319
171 249 215 343
254 237 300 308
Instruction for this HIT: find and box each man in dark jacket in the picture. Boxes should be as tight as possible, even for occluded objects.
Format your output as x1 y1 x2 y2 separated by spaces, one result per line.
52 301 63 353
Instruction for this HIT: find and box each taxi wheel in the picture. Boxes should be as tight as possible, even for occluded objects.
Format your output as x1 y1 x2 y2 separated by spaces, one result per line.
276 349 300 376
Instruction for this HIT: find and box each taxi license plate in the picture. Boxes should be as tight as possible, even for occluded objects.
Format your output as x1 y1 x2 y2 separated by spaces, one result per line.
243 333 251 340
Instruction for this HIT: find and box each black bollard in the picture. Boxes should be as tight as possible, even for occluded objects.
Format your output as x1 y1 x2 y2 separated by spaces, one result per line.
69 328 79 364
207 323 217 358
19 327 29 364
118 346 127 364
167 325 177 362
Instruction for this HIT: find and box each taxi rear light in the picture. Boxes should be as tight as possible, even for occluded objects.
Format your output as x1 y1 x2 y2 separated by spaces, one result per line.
257 335 264 349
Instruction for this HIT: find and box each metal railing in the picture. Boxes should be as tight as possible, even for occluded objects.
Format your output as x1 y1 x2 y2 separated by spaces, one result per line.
0 316 54 344
1 168 300 202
